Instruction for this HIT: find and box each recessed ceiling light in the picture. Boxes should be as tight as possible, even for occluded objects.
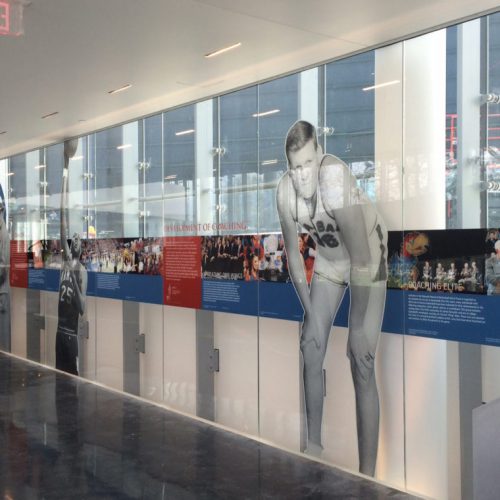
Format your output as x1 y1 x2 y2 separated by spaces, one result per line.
252 109 280 118
41 111 59 119
117 144 132 150
108 84 132 95
205 42 241 59
261 159 278 166
362 80 400 92
175 129 195 136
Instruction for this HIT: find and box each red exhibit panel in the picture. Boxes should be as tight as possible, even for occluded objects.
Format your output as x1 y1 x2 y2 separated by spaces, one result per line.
9 240 28 288
163 236 202 309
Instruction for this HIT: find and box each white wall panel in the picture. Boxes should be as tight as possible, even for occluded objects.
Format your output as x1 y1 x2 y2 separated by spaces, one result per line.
376 332 405 488
11 287 27 357
214 312 258 435
481 345 500 403
139 303 163 403
258 317 301 451
321 326 358 469
163 305 196 415
95 297 123 391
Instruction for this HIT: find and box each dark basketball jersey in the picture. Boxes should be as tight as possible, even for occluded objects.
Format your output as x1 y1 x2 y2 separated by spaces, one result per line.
57 265 80 336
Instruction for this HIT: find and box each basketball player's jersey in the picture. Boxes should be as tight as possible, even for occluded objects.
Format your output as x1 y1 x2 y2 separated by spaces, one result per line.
57 265 80 336
295 183 351 285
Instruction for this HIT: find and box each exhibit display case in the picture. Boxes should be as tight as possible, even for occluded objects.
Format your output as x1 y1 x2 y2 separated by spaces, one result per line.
2 11 500 499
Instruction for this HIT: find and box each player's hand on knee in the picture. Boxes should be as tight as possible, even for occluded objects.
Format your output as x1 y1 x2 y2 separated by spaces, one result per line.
300 314 321 350
347 332 375 382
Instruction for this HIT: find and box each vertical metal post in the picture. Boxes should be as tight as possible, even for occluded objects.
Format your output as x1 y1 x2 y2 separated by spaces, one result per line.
26 288 41 362
457 20 482 228
123 300 140 396
196 309 215 420
456 19 484 500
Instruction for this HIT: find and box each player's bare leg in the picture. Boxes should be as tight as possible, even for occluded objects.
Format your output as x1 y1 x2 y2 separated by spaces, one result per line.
347 282 386 476
301 274 345 454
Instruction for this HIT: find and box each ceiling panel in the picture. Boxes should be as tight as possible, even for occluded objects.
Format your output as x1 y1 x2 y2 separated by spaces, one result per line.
0 0 498 158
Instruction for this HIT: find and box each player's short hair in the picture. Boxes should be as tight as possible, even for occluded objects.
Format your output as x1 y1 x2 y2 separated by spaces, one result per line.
285 120 318 163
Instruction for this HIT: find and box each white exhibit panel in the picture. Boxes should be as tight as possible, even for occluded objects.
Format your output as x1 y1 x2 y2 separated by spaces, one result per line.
258 317 301 452
95 297 124 391
321 326 358 470
163 305 197 416
481 345 500 403
139 303 163 404
10 287 27 358
375 332 405 488
214 312 258 436
404 336 460 500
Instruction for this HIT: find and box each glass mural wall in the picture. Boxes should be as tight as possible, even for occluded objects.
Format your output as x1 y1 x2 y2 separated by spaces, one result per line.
2 11 500 499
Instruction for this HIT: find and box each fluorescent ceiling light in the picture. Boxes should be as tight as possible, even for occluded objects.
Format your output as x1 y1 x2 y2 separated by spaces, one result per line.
41 111 59 119
261 159 278 166
34 164 46 169
175 129 195 136
362 80 400 91
205 42 241 59
70 155 84 161
252 109 280 118
7 172 14 176
108 84 132 95
165 175 177 180
117 144 132 150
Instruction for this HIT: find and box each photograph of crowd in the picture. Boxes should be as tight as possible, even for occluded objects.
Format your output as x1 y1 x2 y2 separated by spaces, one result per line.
34 238 163 275
387 230 485 294
484 229 500 295
201 233 317 283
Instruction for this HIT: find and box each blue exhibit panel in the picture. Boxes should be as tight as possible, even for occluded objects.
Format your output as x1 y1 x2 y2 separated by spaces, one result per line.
201 279 258 316
28 269 60 292
259 284 404 334
27 270 162 305
258 282 303 321
87 273 163 305
26 266 500 347
404 291 499 346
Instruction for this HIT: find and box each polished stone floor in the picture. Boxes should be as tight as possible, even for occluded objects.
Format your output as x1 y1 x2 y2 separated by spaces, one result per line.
0 353 421 499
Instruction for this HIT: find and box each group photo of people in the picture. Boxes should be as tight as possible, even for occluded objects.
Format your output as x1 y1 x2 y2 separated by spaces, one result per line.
485 228 500 295
200 233 317 283
387 230 485 293
36 237 163 276
81 238 163 275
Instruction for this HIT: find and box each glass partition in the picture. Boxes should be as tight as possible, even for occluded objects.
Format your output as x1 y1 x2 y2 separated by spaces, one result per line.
4 11 500 499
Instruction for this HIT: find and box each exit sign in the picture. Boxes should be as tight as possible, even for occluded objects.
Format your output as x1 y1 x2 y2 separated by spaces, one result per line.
0 1 23 37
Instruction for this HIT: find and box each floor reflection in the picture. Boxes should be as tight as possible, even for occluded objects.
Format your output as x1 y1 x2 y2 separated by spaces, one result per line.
0 354 419 499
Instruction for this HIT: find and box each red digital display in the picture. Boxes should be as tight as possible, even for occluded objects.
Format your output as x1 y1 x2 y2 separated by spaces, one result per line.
0 1 10 35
